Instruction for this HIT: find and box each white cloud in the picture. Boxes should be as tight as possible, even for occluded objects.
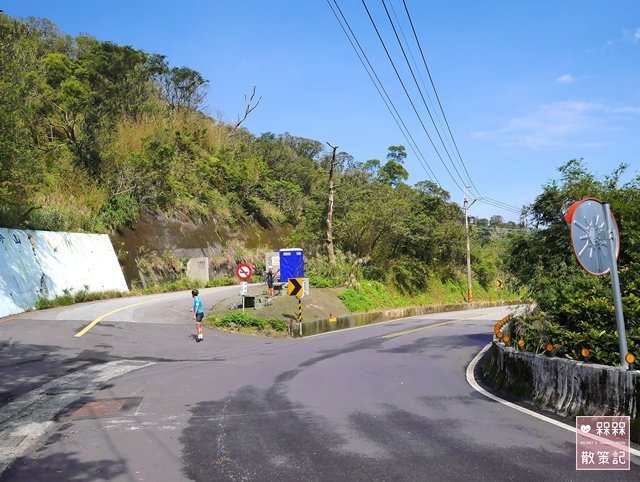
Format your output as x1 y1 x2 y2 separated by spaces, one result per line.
623 27 640 42
556 74 574 83
473 101 640 149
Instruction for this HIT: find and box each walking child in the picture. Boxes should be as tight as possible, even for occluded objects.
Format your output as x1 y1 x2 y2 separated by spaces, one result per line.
192 289 204 342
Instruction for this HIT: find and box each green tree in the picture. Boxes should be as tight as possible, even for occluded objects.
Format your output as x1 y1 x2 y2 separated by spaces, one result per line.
506 159 640 333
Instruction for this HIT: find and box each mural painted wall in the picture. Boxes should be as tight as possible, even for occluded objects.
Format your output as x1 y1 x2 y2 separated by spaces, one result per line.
0 228 128 318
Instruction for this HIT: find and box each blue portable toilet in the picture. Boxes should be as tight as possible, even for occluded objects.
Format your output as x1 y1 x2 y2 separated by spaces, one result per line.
279 248 304 283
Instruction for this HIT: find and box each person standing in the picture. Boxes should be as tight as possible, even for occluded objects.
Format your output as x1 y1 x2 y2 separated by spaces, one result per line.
266 266 279 298
192 289 204 342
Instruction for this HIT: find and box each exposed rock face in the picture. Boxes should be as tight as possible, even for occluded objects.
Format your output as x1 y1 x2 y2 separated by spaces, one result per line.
110 212 290 284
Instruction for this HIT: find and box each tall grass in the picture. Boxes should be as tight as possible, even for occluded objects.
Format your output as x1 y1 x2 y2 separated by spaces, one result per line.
339 278 519 312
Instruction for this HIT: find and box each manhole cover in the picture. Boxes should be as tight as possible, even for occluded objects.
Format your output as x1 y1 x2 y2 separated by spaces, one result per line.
70 397 143 420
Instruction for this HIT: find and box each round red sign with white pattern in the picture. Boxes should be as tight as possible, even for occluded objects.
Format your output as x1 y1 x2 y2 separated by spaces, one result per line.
235 263 253 281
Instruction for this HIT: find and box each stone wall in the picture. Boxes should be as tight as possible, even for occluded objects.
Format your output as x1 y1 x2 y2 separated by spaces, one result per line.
482 341 640 441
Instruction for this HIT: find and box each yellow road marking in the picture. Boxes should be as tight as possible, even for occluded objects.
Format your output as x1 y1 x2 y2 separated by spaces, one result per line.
74 290 191 337
74 299 159 337
382 313 485 339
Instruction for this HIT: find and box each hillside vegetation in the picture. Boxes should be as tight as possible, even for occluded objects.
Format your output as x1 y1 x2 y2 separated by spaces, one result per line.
4 14 638 366
0 13 521 301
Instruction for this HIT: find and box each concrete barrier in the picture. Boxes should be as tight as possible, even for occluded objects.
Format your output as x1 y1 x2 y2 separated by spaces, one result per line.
0 228 128 318
302 300 516 336
186 257 209 282
482 341 640 442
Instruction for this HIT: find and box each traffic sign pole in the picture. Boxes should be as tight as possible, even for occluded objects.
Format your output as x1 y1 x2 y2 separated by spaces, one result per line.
604 204 629 369
298 297 302 336
568 199 629 370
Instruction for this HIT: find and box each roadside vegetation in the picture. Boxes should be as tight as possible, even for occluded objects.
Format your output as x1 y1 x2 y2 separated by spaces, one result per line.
505 160 640 366
339 279 518 312
2 14 521 317
204 312 289 337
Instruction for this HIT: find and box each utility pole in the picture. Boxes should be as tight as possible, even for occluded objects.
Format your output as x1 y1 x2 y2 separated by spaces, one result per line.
464 187 477 303
326 142 338 266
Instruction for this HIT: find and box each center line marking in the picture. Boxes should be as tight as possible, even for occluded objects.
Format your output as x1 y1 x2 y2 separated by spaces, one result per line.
74 293 186 337
382 313 486 339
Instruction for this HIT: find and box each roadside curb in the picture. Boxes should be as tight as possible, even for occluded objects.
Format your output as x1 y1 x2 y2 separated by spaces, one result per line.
302 299 518 336
466 342 640 460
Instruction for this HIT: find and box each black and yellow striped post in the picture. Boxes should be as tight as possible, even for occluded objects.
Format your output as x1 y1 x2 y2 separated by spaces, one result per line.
288 278 305 337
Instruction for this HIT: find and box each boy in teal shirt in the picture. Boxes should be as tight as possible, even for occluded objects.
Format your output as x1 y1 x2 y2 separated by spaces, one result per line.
192 289 204 342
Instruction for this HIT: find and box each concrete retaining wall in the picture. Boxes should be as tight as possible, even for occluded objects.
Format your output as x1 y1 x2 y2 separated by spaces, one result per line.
482 342 640 440
302 300 516 336
0 228 128 318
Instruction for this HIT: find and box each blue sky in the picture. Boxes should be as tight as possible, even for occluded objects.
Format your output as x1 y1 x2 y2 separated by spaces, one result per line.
4 1 640 220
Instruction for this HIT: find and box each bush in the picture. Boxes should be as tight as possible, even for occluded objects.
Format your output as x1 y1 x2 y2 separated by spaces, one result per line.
512 312 640 366
206 312 288 333
309 275 339 288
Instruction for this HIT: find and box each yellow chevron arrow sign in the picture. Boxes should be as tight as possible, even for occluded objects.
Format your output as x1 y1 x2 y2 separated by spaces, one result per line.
288 278 304 298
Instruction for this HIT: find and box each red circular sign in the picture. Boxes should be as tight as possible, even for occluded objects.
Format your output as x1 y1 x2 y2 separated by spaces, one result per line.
235 263 253 280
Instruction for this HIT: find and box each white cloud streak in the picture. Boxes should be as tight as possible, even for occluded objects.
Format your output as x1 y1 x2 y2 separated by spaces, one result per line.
623 27 640 43
473 101 640 149
556 74 574 83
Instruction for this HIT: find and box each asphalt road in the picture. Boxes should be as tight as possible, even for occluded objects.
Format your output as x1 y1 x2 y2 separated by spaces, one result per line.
0 287 637 481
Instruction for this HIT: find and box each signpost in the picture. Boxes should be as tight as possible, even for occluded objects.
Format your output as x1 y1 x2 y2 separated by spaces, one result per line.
240 281 248 312
567 198 629 369
288 278 304 336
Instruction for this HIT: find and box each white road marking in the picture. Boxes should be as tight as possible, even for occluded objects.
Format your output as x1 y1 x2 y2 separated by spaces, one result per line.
466 342 640 459
0 359 155 476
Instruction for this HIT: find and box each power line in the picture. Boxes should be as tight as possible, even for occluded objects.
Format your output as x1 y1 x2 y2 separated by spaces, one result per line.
380 0 469 191
329 1 525 216
327 0 441 185
482 196 523 211
479 195 523 212
477 197 522 214
400 0 526 215
401 0 482 197
360 0 466 194
388 1 460 171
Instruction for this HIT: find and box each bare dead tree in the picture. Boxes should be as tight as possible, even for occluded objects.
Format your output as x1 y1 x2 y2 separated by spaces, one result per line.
326 142 338 266
231 85 262 132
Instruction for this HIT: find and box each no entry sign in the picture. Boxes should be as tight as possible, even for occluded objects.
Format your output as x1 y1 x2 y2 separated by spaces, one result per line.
235 263 253 281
